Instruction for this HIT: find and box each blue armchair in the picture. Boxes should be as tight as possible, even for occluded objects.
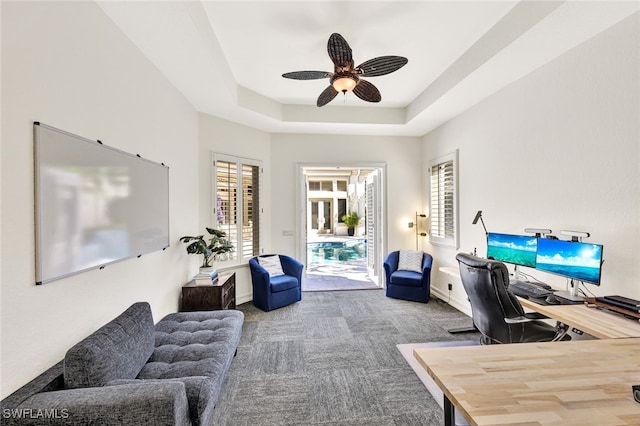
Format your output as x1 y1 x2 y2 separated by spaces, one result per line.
384 250 433 303
249 254 303 312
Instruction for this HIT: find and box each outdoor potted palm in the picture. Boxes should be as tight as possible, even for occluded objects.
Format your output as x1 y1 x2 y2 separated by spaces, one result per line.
341 212 361 237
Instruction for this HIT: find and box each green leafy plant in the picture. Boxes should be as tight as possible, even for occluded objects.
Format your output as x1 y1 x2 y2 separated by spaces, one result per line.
180 227 234 268
341 212 361 230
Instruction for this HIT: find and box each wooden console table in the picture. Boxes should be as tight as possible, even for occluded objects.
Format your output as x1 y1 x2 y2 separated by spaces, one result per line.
181 272 235 311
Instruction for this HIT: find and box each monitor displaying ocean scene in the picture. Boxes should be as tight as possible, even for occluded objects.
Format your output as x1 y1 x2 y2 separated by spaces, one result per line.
536 238 603 285
486 233 537 267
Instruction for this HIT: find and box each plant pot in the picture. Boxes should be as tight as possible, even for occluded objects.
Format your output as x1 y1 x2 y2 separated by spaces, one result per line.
348 228 355 236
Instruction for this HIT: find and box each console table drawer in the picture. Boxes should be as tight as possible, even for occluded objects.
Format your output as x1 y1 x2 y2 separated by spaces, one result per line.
181 272 236 311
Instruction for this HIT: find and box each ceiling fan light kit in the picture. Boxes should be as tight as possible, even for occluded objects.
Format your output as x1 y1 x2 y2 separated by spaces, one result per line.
332 73 358 93
282 33 408 107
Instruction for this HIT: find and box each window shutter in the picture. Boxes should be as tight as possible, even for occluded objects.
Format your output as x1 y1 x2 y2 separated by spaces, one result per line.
241 163 259 258
214 156 261 262
429 151 458 248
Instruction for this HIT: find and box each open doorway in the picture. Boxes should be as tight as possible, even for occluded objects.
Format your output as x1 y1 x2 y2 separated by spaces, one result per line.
297 164 386 291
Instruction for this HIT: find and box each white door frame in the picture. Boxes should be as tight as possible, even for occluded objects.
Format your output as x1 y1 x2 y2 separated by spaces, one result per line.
295 162 387 285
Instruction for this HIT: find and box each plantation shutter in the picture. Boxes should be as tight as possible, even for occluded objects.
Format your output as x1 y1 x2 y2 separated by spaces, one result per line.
215 156 261 262
241 163 260 258
215 160 239 260
429 151 458 248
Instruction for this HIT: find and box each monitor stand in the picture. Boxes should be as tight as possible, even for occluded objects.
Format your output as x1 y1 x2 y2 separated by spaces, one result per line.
512 265 524 281
555 279 584 302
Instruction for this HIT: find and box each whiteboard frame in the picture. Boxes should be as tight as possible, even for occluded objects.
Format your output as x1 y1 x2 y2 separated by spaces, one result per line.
33 122 170 285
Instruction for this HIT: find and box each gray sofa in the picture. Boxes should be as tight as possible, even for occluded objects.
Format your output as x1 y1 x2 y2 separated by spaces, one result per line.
1 302 243 425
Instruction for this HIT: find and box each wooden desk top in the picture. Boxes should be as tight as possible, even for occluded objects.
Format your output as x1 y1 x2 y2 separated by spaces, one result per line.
518 297 640 339
414 338 640 426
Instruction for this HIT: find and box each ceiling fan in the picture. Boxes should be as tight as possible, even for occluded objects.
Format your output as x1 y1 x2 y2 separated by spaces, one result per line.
282 33 408 107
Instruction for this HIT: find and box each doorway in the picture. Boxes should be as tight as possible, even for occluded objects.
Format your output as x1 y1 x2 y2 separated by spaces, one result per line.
297 164 386 291
309 198 333 234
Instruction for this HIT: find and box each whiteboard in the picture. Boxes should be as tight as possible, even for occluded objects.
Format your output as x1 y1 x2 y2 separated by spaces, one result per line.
34 123 170 284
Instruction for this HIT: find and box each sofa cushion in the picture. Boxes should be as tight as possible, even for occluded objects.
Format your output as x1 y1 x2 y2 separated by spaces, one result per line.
64 302 155 389
108 377 211 426
137 310 244 425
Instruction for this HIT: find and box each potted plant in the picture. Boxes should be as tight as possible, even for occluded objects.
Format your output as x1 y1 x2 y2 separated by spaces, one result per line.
341 212 361 236
180 227 234 269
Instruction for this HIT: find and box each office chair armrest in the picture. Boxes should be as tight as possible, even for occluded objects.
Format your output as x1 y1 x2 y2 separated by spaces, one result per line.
523 312 549 320
504 312 549 324
504 316 534 324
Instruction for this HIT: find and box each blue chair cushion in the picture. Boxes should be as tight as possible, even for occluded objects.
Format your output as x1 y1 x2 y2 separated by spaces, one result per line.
270 275 299 293
390 270 423 287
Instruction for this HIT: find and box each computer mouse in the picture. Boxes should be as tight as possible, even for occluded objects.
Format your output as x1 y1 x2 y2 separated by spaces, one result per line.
545 295 561 305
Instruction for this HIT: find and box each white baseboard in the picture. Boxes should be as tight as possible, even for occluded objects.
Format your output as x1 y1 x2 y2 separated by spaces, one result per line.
430 288 472 318
237 292 252 306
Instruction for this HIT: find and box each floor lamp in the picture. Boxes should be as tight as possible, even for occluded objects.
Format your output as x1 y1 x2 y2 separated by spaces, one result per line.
415 212 427 250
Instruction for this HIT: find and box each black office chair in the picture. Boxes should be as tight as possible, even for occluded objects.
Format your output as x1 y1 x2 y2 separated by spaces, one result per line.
456 253 569 345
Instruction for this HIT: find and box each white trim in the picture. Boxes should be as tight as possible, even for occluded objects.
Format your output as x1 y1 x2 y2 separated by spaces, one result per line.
428 150 459 249
296 162 387 284
211 152 263 268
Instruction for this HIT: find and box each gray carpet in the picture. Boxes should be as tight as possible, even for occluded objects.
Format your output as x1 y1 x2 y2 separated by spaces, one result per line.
211 289 479 425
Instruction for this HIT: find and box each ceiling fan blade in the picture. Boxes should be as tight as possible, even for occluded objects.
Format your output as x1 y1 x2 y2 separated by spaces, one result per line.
327 33 353 69
353 79 381 103
317 85 339 107
356 56 408 77
282 71 332 80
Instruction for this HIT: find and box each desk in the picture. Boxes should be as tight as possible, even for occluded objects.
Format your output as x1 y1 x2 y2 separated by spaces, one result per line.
437 266 640 339
414 338 640 426
518 297 640 339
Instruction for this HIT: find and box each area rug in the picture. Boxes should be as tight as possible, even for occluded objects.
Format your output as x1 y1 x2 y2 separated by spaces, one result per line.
397 341 479 426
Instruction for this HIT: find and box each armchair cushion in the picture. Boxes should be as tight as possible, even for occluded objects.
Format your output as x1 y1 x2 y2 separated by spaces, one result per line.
258 255 285 276
390 270 424 287
270 275 299 293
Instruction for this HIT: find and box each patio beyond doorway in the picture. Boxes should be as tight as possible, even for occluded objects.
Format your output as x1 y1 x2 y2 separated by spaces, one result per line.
303 235 380 291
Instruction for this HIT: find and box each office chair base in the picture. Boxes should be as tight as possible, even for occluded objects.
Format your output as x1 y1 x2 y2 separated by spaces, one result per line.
447 324 477 334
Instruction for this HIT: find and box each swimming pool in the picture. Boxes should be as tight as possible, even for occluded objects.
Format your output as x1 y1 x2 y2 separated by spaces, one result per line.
307 239 367 263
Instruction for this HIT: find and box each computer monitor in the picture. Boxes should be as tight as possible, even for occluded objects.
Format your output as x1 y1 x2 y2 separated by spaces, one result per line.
535 238 604 285
486 232 537 268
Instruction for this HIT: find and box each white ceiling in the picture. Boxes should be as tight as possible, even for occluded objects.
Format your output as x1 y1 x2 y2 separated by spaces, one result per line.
97 1 639 137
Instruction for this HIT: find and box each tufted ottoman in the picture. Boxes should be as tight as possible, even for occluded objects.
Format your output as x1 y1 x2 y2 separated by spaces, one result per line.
137 310 244 425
